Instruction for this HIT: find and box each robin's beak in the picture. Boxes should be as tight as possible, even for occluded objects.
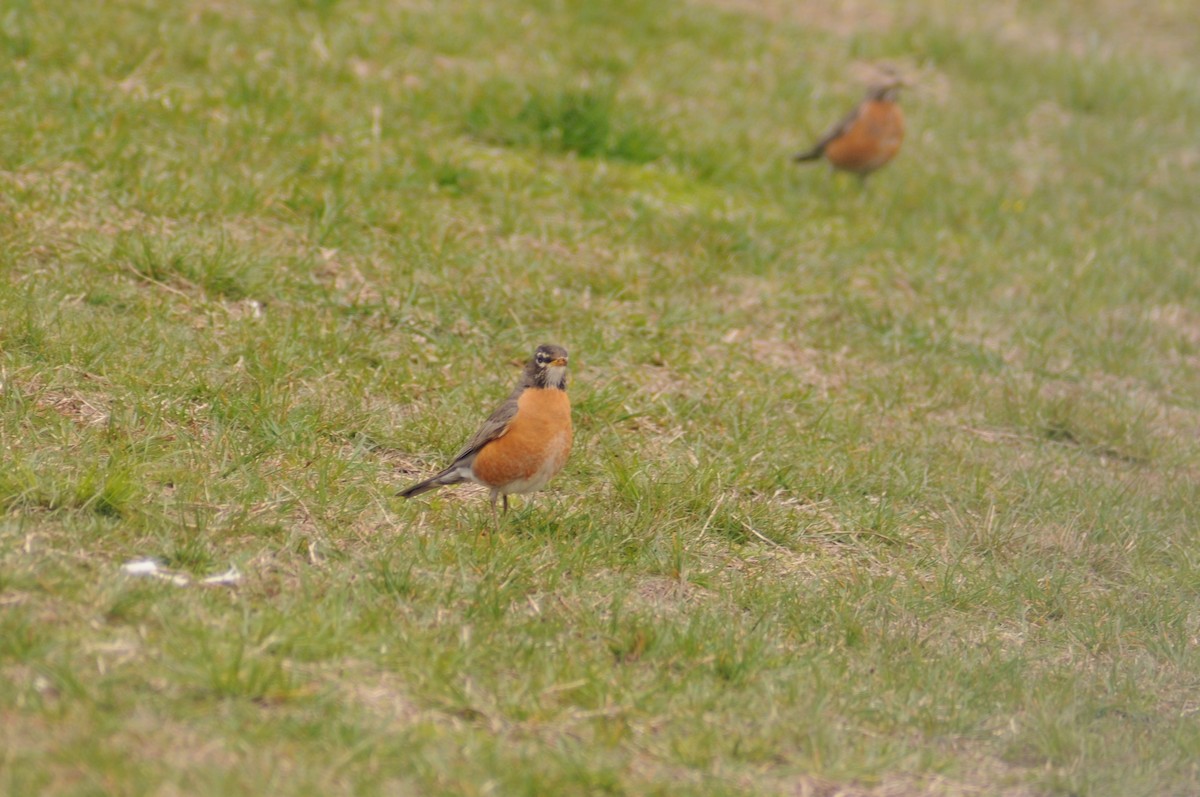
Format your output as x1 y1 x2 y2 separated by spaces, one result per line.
551 357 568 367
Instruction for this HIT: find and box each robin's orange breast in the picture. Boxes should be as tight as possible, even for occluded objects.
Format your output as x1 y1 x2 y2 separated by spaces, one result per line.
825 100 904 174
472 387 572 491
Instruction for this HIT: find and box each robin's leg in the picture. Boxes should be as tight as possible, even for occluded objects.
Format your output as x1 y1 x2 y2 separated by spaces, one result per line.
488 490 500 529
502 494 509 514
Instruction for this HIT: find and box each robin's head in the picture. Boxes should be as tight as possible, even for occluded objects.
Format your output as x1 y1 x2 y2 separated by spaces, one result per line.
866 66 907 102
527 343 569 389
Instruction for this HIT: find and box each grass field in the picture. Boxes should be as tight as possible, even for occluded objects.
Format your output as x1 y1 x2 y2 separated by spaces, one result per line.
3 0 1200 794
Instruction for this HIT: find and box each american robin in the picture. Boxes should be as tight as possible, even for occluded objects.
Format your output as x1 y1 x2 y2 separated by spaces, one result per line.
793 72 906 178
398 344 573 518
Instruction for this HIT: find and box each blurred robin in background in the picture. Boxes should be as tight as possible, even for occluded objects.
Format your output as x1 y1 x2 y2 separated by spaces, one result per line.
793 68 907 179
398 344 573 522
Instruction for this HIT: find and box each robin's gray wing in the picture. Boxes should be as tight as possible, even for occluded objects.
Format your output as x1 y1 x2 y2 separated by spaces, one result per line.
448 386 524 465
794 102 864 161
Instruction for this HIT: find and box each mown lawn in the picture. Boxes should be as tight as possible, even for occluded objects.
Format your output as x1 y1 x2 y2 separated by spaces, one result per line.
2 0 1199 794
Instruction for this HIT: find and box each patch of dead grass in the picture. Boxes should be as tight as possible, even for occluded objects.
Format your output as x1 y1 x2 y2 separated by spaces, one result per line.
631 573 716 614
1148 302 1200 348
742 330 848 396
693 0 899 35
313 248 384 305
1009 101 1072 195
1 369 112 428
116 708 242 772
34 389 112 428
632 363 693 401
329 660 425 729
692 0 1199 65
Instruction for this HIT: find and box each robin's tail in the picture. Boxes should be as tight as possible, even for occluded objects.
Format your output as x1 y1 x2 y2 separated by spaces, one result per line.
398 467 466 498
793 146 823 163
